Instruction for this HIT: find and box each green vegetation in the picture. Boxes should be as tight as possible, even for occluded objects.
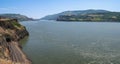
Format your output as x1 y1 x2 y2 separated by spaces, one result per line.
57 12 120 21
12 21 22 27
11 21 24 29
41 9 120 22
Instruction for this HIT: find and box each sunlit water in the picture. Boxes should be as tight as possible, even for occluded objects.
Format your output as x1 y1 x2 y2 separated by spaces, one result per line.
20 20 120 64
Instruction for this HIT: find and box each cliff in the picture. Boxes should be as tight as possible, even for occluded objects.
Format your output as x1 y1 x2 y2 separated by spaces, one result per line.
0 19 31 64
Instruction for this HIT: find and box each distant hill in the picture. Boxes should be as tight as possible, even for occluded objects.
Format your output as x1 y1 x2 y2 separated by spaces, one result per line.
41 9 120 21
0 14 34 21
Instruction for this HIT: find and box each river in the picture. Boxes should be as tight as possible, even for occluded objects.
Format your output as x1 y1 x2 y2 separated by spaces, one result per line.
20 20 120 64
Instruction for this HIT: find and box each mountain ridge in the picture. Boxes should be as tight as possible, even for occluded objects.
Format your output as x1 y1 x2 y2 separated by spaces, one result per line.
40 9 120 21
0 14 34 21
40 9 110 20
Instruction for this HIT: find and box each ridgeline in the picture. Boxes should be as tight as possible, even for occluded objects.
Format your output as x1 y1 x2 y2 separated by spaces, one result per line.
41 9 120 22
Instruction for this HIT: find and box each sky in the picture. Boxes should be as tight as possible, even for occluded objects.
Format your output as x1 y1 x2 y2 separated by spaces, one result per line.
0 0 120 19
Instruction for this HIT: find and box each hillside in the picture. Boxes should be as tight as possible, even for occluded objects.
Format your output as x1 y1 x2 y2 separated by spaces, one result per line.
0 14 34 21
41 9 120 21
0 19 31 64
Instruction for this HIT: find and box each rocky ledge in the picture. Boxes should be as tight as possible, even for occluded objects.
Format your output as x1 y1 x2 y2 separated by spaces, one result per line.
0 19 31 64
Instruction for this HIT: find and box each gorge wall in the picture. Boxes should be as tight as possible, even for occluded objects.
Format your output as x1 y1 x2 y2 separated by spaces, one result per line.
0 19 31 64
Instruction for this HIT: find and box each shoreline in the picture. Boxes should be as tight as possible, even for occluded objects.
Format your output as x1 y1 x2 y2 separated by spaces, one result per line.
0 19 31 64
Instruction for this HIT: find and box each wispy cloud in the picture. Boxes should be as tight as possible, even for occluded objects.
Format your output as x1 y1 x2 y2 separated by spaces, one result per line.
0 7 23 11
0 8 10 10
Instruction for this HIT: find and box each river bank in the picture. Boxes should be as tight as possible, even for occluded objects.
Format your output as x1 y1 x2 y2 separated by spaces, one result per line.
0 19 31 64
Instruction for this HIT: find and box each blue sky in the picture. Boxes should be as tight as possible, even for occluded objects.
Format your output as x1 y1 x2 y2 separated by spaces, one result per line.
0 0 119 18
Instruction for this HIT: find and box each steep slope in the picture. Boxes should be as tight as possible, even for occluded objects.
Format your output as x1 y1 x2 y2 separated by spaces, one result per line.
57 12 120 21
0 19 31 64
40 9 110 20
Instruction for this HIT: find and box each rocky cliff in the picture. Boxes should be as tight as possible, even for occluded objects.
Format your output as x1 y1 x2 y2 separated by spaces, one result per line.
0 19 31 64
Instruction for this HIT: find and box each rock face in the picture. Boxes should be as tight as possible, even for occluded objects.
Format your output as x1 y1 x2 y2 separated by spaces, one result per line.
0 19 31 64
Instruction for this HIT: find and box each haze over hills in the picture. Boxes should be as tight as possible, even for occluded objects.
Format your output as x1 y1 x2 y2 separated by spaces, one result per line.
41 9 120 21
40 9 110 20
0 14 34 21
1 9 120 22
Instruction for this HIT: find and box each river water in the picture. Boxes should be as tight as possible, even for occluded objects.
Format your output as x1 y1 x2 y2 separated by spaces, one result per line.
20 20 120 64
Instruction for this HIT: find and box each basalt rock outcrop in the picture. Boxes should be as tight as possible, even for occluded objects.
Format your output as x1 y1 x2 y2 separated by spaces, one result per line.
0 19 31 64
